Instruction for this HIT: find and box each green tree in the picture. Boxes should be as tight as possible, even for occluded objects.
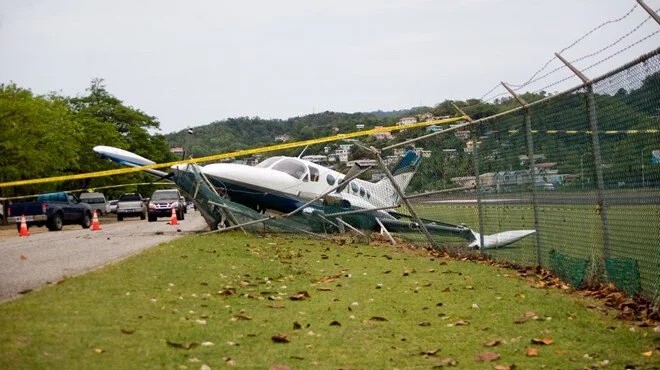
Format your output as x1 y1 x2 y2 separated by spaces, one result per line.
0 84 82 195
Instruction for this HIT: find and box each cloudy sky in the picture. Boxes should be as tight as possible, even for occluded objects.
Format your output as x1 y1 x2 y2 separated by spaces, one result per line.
1 0 658 133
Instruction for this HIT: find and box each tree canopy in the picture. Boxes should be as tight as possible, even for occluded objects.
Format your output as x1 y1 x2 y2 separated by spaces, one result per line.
0 79 175 197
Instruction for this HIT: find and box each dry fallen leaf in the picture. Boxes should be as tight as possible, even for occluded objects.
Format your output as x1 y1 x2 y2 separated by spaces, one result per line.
271 333 290 343
642 350 653 357
218 288 236 296
269 366 292 370
531 337 553 345
232 314 253 321
420 349 441 356
166 340 198 349
369 316 388 322
525 347 539 357
289 291 311 301
454 319 469 326
494 364 516 370
474 351 500 362
436 357 457 367
483 339 501 347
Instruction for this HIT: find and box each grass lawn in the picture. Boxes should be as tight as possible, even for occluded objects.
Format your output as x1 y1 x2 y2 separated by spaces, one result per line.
0 232 658 369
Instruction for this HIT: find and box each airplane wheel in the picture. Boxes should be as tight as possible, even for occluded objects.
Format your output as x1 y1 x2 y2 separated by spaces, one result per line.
216 213 227 230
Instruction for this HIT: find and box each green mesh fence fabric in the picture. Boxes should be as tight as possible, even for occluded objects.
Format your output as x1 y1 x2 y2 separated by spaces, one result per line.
548 250 589 288
605 257 641 296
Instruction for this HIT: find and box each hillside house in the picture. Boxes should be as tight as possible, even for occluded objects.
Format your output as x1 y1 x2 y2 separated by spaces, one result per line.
397 117 417 126
371 126 394 140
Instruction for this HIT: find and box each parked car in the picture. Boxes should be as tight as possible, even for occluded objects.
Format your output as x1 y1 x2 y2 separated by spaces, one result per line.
79 192 109 216
108 200 118 213
147 189 185 222
6 192 93 231
116 193 147 221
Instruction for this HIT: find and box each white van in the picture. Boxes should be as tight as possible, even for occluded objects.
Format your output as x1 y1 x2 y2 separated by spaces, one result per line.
79 192 109 215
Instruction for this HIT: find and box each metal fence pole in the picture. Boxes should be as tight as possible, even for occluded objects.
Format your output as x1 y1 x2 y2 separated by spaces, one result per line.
373 151 438 248
636 0 660 26
556 53 612 277
452 104 485 252
501 83 544 265
585 86 612 261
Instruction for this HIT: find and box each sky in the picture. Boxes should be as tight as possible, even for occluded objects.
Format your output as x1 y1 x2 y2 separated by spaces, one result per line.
1 0 659 134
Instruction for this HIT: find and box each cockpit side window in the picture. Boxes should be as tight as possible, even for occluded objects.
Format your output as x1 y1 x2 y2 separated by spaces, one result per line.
309 166 320 182
271 158 307 180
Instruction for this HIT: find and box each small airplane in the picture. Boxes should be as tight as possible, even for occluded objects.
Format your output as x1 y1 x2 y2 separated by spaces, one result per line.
93 145 535 249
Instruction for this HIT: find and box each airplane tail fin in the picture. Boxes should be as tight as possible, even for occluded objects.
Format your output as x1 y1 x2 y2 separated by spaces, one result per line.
372 150 422 206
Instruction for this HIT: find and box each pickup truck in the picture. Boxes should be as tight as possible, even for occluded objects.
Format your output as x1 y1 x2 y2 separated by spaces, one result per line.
7 192 93 231
116 193 147 221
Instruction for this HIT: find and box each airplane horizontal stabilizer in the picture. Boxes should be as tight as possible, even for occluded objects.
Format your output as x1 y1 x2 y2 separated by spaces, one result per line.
468 229 536 249
377 216 535 249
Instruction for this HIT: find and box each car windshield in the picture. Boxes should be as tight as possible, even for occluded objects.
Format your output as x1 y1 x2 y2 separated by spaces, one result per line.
151 191 179 200
81 197 105 204
119 194 141 201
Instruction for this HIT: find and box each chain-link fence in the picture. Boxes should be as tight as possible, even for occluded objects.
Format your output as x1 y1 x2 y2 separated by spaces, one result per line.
175 49 658 305
408 49 659 302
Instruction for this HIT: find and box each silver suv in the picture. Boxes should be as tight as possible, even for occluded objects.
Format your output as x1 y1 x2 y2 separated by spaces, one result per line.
116 193 147 221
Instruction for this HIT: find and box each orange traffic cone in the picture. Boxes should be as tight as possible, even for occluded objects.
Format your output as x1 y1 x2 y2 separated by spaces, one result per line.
19 215 29 237
91 210 102 231
169 207 179 226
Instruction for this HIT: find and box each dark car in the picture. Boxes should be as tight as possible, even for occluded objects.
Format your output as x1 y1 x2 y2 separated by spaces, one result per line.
147 189 185 222
6 192 93 231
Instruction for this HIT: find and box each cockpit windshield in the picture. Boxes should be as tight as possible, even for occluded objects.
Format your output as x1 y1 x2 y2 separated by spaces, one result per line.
255 156 282 168
271 158 307 179
255 156 308 180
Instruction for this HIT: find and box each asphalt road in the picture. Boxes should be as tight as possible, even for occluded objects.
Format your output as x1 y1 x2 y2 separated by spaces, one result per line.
0 210 209 302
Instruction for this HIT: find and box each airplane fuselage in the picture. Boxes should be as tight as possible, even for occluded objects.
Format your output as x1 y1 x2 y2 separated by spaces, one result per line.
201 157 396 218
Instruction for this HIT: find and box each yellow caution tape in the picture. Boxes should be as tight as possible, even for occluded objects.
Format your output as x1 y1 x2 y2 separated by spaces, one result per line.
0 116 468 188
